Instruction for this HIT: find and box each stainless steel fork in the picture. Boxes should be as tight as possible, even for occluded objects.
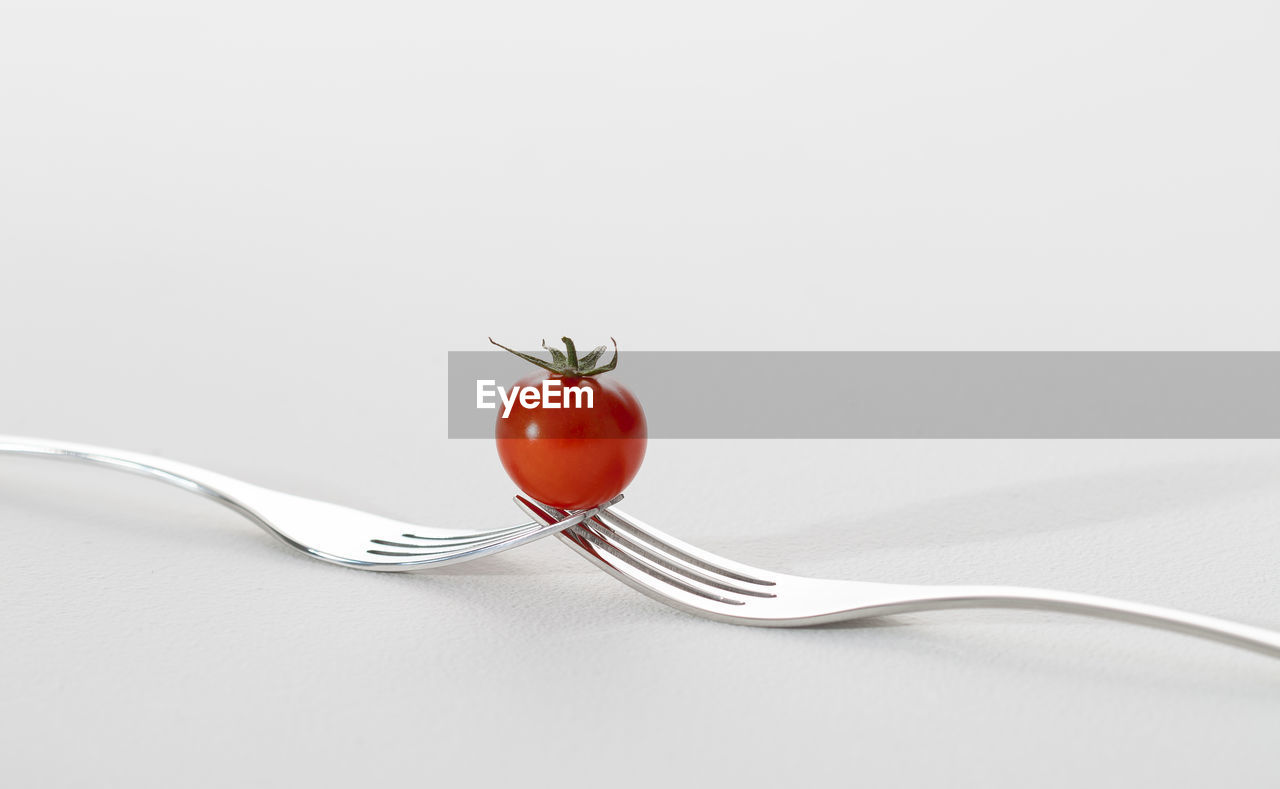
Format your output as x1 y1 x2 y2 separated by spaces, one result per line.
0 436 613 570
516 497 1280 659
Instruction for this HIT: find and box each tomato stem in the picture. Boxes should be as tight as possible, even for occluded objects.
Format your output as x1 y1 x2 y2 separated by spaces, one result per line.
489 336 619 377
562 337 579 369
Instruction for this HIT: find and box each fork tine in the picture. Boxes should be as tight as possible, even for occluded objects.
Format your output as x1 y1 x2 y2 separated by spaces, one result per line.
369 524 549 553
398 522 534 542
515 497 771 604
561 520 748 606
367 524 548 558
368 522 555 558
514 498 739 604
582 516 775 597
370 538 509 550
369 496 624 559
516 496 775 592
595 508 776 586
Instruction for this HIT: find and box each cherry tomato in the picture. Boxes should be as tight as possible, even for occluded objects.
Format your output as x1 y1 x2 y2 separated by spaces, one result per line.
495 371 646 510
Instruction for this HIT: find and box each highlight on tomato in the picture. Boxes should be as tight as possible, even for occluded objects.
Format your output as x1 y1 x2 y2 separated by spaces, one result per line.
488 336 646 510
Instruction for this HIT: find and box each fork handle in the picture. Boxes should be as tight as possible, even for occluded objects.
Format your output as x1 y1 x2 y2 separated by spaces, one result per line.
0 435 266 511
879 584 1280 658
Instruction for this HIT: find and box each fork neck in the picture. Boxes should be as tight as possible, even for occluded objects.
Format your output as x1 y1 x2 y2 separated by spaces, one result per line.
0 435 266 517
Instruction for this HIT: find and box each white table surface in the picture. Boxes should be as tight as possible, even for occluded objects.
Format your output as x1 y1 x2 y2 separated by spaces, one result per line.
3 3 1278 787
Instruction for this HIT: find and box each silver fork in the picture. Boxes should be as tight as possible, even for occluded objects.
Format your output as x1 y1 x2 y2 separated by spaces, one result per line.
0 436 614 571
515 497 1280 659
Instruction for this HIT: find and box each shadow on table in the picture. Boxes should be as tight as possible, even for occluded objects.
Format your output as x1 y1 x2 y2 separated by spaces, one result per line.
706 451 1280 566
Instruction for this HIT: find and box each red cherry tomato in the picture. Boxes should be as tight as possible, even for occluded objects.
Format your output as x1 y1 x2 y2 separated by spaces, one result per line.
495 371 647 510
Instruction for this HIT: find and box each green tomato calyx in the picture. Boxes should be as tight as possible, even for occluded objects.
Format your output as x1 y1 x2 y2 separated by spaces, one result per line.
488 336 619 377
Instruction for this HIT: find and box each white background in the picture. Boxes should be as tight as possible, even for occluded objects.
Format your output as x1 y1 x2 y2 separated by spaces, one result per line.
2 2 1278 787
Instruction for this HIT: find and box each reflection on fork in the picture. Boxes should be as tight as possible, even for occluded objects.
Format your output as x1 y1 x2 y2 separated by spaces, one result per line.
515 496 1280 660
0 435 617 571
